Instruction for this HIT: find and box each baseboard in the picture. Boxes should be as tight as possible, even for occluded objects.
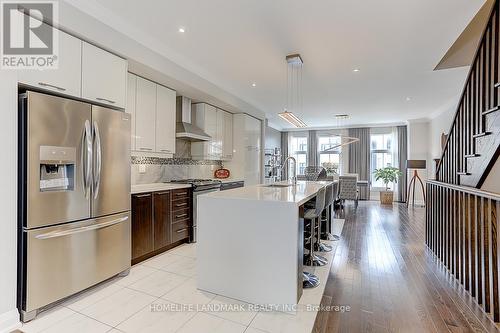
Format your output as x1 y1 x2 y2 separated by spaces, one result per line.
0 309 20 333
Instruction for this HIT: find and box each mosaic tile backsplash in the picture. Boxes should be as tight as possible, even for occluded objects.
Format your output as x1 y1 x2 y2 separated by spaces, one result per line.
131 156 222 166
131 139 224 184
131 156 223 184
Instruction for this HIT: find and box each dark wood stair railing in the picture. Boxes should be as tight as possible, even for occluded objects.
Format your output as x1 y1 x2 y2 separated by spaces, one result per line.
436 0 500 187
426 180 500 322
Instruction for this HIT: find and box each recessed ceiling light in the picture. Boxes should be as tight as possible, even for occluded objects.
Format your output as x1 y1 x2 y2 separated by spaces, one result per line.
406 97 411 101
251 83 257 87
353 68 360 72
178 27 186 33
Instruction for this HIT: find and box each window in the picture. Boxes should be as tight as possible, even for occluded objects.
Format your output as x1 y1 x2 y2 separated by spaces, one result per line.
318 135 342 175
288 135 308 175
370 133 394 188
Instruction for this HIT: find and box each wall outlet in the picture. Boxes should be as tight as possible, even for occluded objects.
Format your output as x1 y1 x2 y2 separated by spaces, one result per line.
139 165 146 174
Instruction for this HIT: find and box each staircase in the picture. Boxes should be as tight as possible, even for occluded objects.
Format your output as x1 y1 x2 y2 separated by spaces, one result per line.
427 0 500 324
436 1 500 187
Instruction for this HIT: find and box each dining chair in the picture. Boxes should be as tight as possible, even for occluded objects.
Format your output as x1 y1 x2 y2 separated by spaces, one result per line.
338 175 359 208
304 166 327 181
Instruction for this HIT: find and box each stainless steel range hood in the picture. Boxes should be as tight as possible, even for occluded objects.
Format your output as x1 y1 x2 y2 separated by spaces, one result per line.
176 96 211 141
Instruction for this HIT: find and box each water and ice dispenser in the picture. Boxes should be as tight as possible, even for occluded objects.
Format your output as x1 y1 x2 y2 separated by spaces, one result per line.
39 146 76 192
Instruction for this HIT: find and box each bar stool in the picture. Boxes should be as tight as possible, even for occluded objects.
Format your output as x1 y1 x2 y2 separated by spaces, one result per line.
303 271 320 289
321 182 341 242
303 214 320 288
303 186 328 267
315 183 333 252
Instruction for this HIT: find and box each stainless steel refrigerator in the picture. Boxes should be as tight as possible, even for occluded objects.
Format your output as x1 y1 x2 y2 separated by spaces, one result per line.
18 91 131 322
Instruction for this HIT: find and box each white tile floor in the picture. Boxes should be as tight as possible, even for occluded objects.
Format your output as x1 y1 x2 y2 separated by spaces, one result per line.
19 220 344 333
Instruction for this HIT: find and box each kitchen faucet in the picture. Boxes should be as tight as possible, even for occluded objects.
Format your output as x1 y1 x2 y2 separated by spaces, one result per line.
281 156 297 185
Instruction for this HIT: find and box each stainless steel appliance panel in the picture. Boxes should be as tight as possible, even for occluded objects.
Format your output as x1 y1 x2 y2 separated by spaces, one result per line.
91 106 131 217
192 187 220 242
24 212 131 312
25 92 92 229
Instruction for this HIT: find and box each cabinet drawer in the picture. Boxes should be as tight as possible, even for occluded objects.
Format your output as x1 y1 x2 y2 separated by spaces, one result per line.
172 208 190 222
172 189 190 199
172 220 190 242
172 197 190 211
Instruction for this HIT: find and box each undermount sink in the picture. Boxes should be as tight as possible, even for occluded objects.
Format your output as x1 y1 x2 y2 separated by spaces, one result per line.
265 184 294 188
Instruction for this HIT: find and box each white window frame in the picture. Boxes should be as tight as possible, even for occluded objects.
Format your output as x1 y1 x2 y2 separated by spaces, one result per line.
370 129 395 191
317 133 343 175
288 133 308 175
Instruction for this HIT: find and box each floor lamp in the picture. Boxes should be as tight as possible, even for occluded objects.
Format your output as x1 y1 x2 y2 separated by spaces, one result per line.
406 160 426 207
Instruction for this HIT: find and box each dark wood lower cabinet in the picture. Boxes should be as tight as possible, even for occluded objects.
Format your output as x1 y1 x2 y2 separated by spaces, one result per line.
131 188 192 264
131 193 154 261
153 191 171 250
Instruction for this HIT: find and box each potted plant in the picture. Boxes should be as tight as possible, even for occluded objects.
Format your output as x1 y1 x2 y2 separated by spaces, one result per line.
373 167 402 204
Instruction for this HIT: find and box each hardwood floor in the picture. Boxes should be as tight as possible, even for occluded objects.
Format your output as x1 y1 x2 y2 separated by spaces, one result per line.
313 201 500 333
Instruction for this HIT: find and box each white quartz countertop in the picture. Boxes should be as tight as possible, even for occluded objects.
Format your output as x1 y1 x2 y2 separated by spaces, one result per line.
202 180 332 206
131 183 191 194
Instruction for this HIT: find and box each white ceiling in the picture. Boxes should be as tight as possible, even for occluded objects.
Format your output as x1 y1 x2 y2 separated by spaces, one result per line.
75 0 485 129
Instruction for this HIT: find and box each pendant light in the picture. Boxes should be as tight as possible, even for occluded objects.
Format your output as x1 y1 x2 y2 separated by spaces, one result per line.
278 54 307 128
320 115 359 152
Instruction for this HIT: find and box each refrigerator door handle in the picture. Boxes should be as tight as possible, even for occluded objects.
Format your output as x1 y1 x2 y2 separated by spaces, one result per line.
34 216 129 240
81 120 92 199
93 121 102 199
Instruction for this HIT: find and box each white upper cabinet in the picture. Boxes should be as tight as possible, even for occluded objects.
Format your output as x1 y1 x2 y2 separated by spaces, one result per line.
192 103 218 159
135 77 156 152
155 85 176 155
216 110 224 159
220 110 233 160
192 104 234 160
128 73 177 156
126 73 137 151
19 24 82 97
81 42 127 108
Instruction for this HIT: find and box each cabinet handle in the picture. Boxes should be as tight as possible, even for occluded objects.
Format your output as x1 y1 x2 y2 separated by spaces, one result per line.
176 228 188 233
38 82 66 91
161 149 172 153
157 191 170 195
175 203 188 207
135 193 151 198
175 213 188 218
176 192 187 196
139 148 153 151
96 97 116 104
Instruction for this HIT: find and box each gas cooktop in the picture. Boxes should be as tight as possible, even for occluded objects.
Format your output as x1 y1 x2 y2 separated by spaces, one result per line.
170 179 221 185
168 179 222 190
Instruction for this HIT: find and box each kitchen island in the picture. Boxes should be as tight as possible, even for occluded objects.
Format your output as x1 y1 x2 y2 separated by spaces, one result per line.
197 180 332 308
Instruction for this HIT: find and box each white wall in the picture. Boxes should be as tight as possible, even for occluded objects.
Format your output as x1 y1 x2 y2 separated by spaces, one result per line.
265 125 281 151
481 155 500 193
0 72 20 332
428 105 456 175
407 120 430 205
